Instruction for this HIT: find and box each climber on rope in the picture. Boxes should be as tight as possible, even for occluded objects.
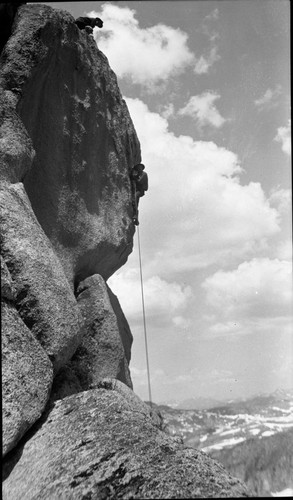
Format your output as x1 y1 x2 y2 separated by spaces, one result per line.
75 16 103 35
130 163 148 226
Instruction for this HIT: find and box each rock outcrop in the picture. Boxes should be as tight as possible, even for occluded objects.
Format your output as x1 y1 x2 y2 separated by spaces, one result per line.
1 3 250 498
1 2 137 456
1 256 53 456
0 182 84 374
50 274 133 401
3 380 249 499
0 3 140 286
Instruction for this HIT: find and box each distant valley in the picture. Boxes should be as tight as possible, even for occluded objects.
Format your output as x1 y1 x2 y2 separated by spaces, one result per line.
155 390 293 497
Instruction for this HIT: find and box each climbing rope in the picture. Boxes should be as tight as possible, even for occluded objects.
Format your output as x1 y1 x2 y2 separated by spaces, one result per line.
137 225 153 408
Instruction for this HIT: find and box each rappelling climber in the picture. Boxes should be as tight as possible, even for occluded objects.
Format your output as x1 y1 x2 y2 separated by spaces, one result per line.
130 163 148 226
75 16 103 35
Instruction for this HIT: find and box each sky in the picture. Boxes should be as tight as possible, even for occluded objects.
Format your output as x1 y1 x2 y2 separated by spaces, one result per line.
46 1 291 405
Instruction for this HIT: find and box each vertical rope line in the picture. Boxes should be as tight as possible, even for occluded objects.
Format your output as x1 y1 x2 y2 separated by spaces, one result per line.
137 225 153 408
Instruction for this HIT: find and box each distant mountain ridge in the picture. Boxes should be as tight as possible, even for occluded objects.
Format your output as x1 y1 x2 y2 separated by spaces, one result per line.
159 388 293 411
155 389 293 497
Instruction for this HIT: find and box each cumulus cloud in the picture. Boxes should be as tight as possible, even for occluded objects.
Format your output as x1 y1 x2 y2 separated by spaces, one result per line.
205 8 219 23
193 8 220 74
130 366 167 390
89 4 194 91
178 92 226 128
202 258 292 320
274 119 291 156
254 85 282 110
276 240 293 261
160 103 175 120
108 99 285 349
269 187 291 215
207 316 292 340
108 269 193 325
124 97 280 277
172 315 191 329
194 46 220 75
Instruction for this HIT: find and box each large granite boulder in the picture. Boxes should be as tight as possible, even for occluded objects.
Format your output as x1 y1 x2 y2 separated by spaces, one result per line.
1 256 53 456
75 274 132 389
0 183 83 374
3 381 250 499
1 2 138 453
0 3 141 287
51 275 133 401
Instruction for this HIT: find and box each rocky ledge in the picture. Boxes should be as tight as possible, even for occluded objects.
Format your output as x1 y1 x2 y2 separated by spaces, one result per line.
3 380 249 499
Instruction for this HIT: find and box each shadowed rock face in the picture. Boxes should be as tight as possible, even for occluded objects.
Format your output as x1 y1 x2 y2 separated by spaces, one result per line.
3 381 250 499
0 3 140 286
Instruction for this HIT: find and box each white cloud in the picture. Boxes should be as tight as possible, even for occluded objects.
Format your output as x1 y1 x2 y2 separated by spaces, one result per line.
254 85 282 110
202 8 220 41
194 46 220 75
205 8 219 22
130 366 166 389
276 240 293 261
108 100 284 343
193 8 220 74
172 315 190 329
124 97 280 277
89 4 194 91
160 103 175 120
275 119 291 156
209 368 234 384
178 91 226 128
108 269 193 324
206 316 292 340
202 258 292 320
269 187 291 215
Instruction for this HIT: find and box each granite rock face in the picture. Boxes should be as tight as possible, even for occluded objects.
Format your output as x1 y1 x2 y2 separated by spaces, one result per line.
1 300 53 456
51 275 133 401
1 254 52 457
3 382 250 499
0 3 140 287
0 3 137 458
75 275 132 388
1 256 15 301
0 183 83 374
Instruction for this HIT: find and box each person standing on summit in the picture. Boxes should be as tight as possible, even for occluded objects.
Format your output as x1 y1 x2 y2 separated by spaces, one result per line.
75 16 103 35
